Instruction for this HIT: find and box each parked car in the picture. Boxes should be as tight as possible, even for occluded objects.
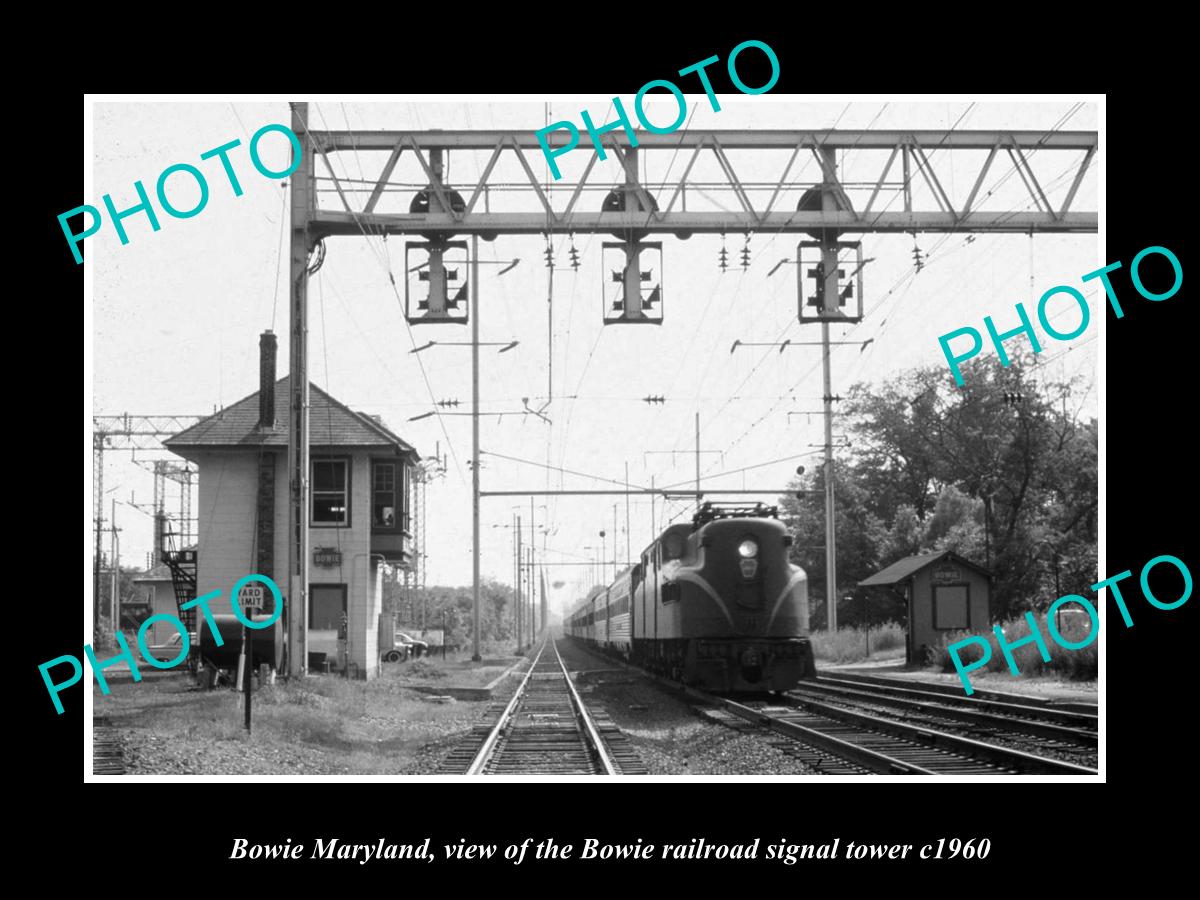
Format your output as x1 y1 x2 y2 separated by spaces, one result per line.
380 631 431 664
144 631 196 664
381 643 408 664
396 632 429 658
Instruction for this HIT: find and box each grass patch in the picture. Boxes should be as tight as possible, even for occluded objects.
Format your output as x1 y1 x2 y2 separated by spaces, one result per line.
934 614 1097 682
811 623 905 664
95 669 493 774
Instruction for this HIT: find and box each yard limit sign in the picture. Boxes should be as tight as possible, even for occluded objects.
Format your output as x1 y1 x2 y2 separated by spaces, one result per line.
238 582 265 732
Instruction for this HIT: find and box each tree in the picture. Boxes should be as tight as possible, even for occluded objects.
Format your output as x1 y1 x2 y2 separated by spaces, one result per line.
384 572 518 645
784 351 1097 623
779 463 888 627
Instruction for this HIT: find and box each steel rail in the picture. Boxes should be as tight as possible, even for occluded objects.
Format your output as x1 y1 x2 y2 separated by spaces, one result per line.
682 685 935 775
465 639 618 776
552 639 619 776
786 694 1097 775
820 672 1098 722
563 636 1096 775
793 681 1096 744
464 643 544 776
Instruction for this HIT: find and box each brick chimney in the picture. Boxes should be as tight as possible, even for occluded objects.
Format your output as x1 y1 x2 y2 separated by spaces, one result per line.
256 330 278 580
258 330 277 429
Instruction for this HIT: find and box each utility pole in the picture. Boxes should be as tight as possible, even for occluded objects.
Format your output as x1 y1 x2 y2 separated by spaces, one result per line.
110 498 119 626
821 319 838 631
625 461 632 570
613 504 619 578
819 145 840 633
515 514 522 651
530 550 536 640
471 233 482 662
650 475 656 540
529 495 536 644
93 436 104 627
694 412 701 507
287 101 313 678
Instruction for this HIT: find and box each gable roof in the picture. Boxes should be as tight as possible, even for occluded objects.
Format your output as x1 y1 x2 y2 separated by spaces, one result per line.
164 376 418 460
133 563 174 583
858 550 990 587
132 546 200 583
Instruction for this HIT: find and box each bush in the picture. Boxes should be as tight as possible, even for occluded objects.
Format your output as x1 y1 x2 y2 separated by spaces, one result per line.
811 623 905 664
93 615 116 652
935 614 1097 681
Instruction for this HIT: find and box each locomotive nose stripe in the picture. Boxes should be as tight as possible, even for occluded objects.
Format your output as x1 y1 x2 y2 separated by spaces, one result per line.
673 573 735 628
765 570 808 630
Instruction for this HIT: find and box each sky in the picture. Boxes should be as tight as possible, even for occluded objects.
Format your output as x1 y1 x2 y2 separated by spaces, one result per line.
89 96 1100 617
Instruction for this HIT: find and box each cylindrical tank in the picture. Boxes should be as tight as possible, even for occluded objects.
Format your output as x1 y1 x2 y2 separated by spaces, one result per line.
198 613 283 671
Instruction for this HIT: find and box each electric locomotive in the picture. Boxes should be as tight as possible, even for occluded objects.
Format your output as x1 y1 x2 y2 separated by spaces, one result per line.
565 502 815 692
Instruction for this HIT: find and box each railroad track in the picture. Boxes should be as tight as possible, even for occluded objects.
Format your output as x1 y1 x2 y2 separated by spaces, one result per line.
692 688 1097 775
788 677 1097 758
556 637 1096 775
439 639 644 775
93 717 126 775
819 671 1098 722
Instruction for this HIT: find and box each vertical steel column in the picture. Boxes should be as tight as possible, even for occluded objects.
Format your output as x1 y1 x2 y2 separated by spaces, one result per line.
613 505 619 579
110 498 119 626
420 476 427 590
530 547 540 643
471 233 482 661
821 320 837 631
93 436 104 627
529 496 536 641
287 101 313 677
650 475 656 538
819 144 839 632
624 461 631 571
516 514 522 651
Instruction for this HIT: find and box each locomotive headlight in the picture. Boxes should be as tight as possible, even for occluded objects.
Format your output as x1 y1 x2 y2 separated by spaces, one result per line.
738 539 759 559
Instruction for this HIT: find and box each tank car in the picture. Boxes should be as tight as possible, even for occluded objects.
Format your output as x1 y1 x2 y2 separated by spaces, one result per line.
565 502 815 692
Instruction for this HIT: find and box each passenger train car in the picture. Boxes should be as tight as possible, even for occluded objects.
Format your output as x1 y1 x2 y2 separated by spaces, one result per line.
565 503 816 692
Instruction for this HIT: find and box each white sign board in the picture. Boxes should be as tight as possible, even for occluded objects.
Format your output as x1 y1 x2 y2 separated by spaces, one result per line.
238 582 266 614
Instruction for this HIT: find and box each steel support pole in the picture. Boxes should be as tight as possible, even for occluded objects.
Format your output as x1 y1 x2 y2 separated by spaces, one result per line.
287 101 312 678
471 233 482 661
822 319 838 631
516 514 522 651
530 494 536 644
110 499 118 626
650 475 656 539
94 438 103 627
819 144 839 633
613 504 619 579
625 461 632 573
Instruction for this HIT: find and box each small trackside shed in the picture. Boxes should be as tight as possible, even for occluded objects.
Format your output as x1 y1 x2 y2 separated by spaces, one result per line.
858 550 992 665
